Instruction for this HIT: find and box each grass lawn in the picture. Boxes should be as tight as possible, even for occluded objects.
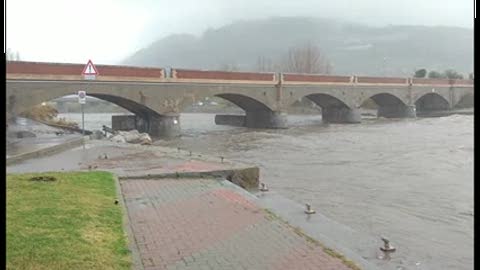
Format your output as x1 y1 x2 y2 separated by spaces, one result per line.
7 171 131 270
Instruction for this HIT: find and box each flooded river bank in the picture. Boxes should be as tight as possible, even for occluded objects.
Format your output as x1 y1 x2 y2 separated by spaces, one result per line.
54 112 473 270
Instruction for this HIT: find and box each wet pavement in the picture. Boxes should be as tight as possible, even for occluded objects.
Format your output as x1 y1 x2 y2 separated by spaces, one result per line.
6 117 82 158
6 134 82 158
121 177 360 270
7 140 251 177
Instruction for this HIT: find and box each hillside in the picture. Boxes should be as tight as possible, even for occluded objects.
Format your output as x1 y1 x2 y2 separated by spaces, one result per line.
124 17 473 76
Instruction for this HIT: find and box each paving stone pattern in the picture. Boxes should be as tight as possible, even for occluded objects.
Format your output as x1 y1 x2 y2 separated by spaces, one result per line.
121 179 356 270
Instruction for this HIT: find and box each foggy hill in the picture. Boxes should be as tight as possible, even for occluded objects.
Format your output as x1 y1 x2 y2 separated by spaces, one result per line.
124 17 473 76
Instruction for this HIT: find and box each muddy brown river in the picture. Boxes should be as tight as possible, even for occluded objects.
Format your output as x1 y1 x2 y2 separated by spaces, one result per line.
57 112 473 270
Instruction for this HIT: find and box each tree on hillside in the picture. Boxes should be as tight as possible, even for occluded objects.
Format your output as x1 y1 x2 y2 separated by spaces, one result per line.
469 73 474 80
428 70 444 78
443 69 464 79
282 43 332 74
414 68 427 78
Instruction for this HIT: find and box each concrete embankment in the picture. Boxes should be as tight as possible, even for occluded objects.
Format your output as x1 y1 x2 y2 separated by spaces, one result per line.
7 136 86 166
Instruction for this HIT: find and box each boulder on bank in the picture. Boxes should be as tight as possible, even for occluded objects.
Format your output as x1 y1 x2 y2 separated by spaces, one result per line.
138 133 153 145
89 130 104 140
109 130 152 145
110 134 127 143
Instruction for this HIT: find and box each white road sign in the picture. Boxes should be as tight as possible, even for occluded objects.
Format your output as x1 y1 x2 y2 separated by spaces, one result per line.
78 91 87 104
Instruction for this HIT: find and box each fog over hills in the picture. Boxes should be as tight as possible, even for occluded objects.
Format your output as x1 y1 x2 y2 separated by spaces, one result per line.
124 17 473 76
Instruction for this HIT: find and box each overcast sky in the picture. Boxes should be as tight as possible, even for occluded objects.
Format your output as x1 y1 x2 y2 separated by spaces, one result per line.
5 0 474 64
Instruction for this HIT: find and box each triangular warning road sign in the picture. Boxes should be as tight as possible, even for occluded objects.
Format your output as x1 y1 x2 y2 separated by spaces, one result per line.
82 59 99 75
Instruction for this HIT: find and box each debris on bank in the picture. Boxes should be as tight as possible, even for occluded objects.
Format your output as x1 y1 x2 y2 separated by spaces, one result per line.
108 130 152 145
88 125 153 145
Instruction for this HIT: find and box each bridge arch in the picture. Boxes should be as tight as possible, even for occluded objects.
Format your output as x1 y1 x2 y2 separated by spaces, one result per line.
301 93 360 123
415 93 450 112
364 93 407 108
87 93 161 118
304 93 351 110
214 93 273 113
210 93 286 128
11 91 163 120
7 87 179 138
361 93 415 118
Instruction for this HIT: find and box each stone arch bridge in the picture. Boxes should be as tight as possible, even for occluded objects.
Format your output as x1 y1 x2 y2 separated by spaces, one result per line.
7 61 473 138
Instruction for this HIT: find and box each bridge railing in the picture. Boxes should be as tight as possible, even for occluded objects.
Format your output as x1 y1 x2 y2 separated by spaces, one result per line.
170 68 276 84
281 73 353 84
411 78 452 85
6 61 165 82
447 79 473 86
6 61 474 87
356 76 408 85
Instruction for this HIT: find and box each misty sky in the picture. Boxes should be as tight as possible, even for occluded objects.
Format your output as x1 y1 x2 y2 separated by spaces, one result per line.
5 0 474 64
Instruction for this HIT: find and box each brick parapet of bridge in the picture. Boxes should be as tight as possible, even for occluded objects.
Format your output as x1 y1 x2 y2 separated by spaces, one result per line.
6 61 165 82
282 73 353 84
6 61 474 87
356 76 408 85
410 78 473 88
172 69 276 83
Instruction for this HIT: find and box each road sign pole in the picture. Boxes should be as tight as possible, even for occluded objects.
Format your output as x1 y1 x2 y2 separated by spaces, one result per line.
82 103 85 136
80 59 97 150
81 102 85 149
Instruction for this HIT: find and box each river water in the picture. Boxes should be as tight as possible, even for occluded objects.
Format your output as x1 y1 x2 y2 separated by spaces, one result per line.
58 112 474 270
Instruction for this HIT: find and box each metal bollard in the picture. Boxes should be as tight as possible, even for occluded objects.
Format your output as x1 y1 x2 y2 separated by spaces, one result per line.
259 183 269 192
304 203 316 214
380 237 396 252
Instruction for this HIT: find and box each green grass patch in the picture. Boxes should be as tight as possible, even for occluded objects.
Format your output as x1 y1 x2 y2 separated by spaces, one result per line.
7 171 131 270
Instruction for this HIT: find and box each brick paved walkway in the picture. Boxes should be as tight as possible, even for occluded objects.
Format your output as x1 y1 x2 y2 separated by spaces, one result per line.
121 178 358 270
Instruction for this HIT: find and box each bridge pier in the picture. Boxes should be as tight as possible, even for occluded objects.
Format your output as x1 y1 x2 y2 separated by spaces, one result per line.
215 115 245 127
215 111 288 129
245 111 288 128
377 105 416 118
146 114 181 139
112 113 180 139
322 107 361 123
